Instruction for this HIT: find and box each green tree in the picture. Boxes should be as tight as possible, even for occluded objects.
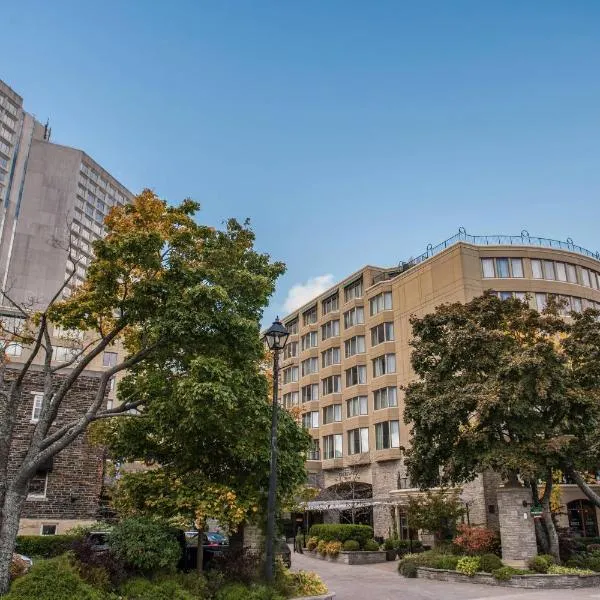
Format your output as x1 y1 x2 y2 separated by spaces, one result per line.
403 292 600 561
406 489 465 543
0 190 286 594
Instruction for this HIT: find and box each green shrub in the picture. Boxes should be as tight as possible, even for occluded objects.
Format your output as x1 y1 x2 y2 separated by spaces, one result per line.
308 524 373 546
398 560 418 578
587 544 600 552
433 554 460 570
528 554 555 574
316 540 327 555
492 566 530 581
274 569 327 597
120 577 196 600
479 553 503 573
215 583 284 600
363 539 380 551
547 565 595 575
5 555 103 600
342 540 360 552
383 538 397 551
15 535 78 558
109 517 181 574
567 551 600 572
306 536 319 551
396 539 423 551
325 541 342 557
456 556 481 576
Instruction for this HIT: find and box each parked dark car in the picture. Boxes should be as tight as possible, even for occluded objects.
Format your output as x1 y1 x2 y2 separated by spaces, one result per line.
184 531 229 569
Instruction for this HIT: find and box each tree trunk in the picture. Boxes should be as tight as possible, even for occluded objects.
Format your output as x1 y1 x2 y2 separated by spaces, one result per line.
196 528 204 574
565 465 600 509
541 472 560 563
534 518 550 554
0 487 27 595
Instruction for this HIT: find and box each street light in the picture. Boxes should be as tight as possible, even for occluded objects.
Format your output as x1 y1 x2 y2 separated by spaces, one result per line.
262 317 289 581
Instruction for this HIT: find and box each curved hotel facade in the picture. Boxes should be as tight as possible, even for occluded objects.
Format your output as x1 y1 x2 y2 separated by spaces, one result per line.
280 231 600 538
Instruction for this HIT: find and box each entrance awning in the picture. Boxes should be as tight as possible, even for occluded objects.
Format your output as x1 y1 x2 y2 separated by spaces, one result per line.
303 498 389 512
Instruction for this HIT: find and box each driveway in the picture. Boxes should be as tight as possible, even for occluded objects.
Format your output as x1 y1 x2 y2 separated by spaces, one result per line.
291 550 600 600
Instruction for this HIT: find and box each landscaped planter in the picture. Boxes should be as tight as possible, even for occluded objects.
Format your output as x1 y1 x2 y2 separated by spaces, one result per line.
291 594 335 600
305 549 387 565
416 567 600 589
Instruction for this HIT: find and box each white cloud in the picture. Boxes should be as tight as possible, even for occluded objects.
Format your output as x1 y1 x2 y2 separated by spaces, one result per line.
283 274 335 313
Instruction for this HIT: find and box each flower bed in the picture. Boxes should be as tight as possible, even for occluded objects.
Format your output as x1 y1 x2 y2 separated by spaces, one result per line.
305 549 387 565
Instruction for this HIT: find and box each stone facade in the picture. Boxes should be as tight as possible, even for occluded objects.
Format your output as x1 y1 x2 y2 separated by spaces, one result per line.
497 487 538 567
4 366 105 534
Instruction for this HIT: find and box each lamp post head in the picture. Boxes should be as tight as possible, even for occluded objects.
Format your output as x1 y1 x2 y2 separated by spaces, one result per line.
263 317 289 351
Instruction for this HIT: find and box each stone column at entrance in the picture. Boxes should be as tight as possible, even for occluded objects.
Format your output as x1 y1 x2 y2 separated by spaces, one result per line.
497 487 537 567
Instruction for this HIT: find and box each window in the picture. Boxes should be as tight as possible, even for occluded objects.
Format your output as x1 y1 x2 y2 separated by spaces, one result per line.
322 404 342 424
4 342 22 357
41 524 57 536
322 375 341 396
321 319 340 340
344 278 363 302
555 262 567 282
344 335 365 358
31 393 43 422
102 351 118 367
321 347 341 367
375 420 400 449
346 395 368 417
370 291 392 316
348 428 369 455
283 391 299 408
0 315 25 334
567 263 578 283
532 259 581 284
344 306 364 328
28 471 48 498
283 366 299 384
301 357 318 376
53 346 78 363
301 331 318 350
283 341 298 360
108 376 116 392
535 293 547 312
374 386 398 410
303 306 318 326
481 258 524 278
497 291 527 302
323 434 343 459
322 294 339 315
581 268 592 288
301 383 319 402
308 439 320 461
285 319 299 335
373 354 396 377
345 365 367 387
371 322 394 346
543 260 555 280
302 411 319 429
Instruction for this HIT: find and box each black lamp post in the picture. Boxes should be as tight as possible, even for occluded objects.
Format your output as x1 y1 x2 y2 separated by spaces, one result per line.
262 317 289 581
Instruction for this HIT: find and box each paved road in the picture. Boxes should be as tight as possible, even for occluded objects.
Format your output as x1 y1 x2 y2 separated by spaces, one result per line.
291 550 600 600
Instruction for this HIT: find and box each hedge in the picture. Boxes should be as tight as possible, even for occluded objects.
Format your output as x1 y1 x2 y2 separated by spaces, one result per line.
15 535 79 558
308 524 373 547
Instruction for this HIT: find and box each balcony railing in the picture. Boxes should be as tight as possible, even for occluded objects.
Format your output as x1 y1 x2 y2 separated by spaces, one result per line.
373 228 600 285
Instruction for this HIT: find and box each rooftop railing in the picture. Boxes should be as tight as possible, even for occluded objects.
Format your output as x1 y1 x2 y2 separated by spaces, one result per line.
373 228 600 285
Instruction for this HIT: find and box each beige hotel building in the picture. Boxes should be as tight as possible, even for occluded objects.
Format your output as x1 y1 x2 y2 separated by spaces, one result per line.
281 230 600 538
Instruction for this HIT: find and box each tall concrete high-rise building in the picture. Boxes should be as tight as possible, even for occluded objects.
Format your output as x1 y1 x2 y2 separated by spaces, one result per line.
281 230 600 539
0 77 134 535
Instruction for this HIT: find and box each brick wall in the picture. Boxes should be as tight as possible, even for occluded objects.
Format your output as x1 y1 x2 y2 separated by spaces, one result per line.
4 366 105 528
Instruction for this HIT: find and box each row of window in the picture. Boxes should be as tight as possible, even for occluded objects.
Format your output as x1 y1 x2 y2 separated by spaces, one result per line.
283 386 398 413
283 354 396 386
481 257 600 291
315 421 400 459
493 291 600 314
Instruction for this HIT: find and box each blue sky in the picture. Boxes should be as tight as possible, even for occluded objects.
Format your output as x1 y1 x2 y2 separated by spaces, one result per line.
4 1 600 324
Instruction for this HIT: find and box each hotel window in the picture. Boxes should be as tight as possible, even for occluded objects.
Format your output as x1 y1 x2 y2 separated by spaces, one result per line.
481 258 524 278
321 319 340 340
322 404 342 424
346 396 368 417
322 293 339 315
532 259 579 284
374 387 398 410
371 322 394 346
4 342 23 357
581 268 592 288
373 354 396 377
301 357 318 376
283 366 299 384
370 291 393 316
283 391 299 408
344 335 365 358
303 306 318 326
344 306 365 328
41 524 57 536
323 434 343 459
54 346 78 363
344 278 363 302
375 420 400 450
308 439 320 461
302 411 319 429
322 375 341 396
497 291 527 302
301 331 318 350
31 393 43 422
345 365 367 387
28 471 48 498
322 347 341 367
285 318 299 335
301 383 319 403
283 341 298 360
535 293 548 312
348 428 369 455
103 351 118 367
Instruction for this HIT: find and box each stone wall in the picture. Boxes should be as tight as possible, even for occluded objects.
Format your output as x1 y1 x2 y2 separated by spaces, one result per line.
371 460 401 538
460 471 502 529
497 487 538 566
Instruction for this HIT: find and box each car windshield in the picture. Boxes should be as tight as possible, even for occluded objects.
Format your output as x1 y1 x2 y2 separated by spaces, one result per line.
207 533 227 543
